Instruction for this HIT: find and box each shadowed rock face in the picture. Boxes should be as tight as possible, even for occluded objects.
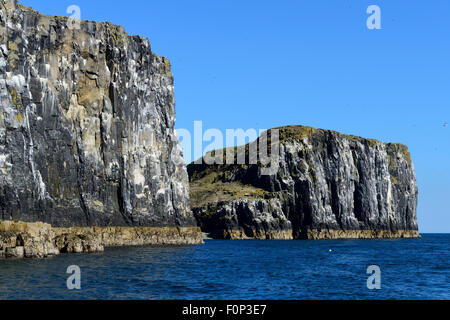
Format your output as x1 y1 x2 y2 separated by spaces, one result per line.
0 0 201 257
188 126 419 239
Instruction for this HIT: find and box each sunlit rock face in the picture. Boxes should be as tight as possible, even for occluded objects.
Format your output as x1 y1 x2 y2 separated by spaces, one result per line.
0 0 197 232
189 126 419 239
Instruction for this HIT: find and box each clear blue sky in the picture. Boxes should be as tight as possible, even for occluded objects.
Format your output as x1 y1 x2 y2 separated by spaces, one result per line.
21 0 450 233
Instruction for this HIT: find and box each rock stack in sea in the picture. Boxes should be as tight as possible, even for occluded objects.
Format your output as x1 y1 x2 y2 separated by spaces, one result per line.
188 125 419 240
0 0 202 258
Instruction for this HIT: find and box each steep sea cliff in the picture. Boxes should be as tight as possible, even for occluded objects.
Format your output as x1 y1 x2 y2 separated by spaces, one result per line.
0 0 420 258
189 126 419 240
0 0 201 258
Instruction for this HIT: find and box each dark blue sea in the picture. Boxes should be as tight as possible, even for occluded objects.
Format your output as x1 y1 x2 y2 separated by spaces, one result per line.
0 234 448 300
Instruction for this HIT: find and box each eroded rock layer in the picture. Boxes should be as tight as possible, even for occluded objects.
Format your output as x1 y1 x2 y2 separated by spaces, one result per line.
189 126 419 240
0 220 202 258
0 0 201 256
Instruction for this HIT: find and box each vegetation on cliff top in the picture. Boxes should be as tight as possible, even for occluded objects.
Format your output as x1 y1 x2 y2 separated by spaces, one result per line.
189 165 268 208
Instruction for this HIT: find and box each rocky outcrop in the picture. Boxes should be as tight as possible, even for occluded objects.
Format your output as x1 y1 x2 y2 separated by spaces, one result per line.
189 125 419 240
0 0 201 257
0 220 202 258
194 199 293 240
0 221 58 258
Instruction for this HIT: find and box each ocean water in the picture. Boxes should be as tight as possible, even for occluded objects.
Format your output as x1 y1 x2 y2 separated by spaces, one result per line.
0 234 448 300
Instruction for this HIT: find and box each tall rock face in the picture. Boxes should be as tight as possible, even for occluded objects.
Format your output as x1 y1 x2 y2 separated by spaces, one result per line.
0 1 201 257
188 126 419 240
